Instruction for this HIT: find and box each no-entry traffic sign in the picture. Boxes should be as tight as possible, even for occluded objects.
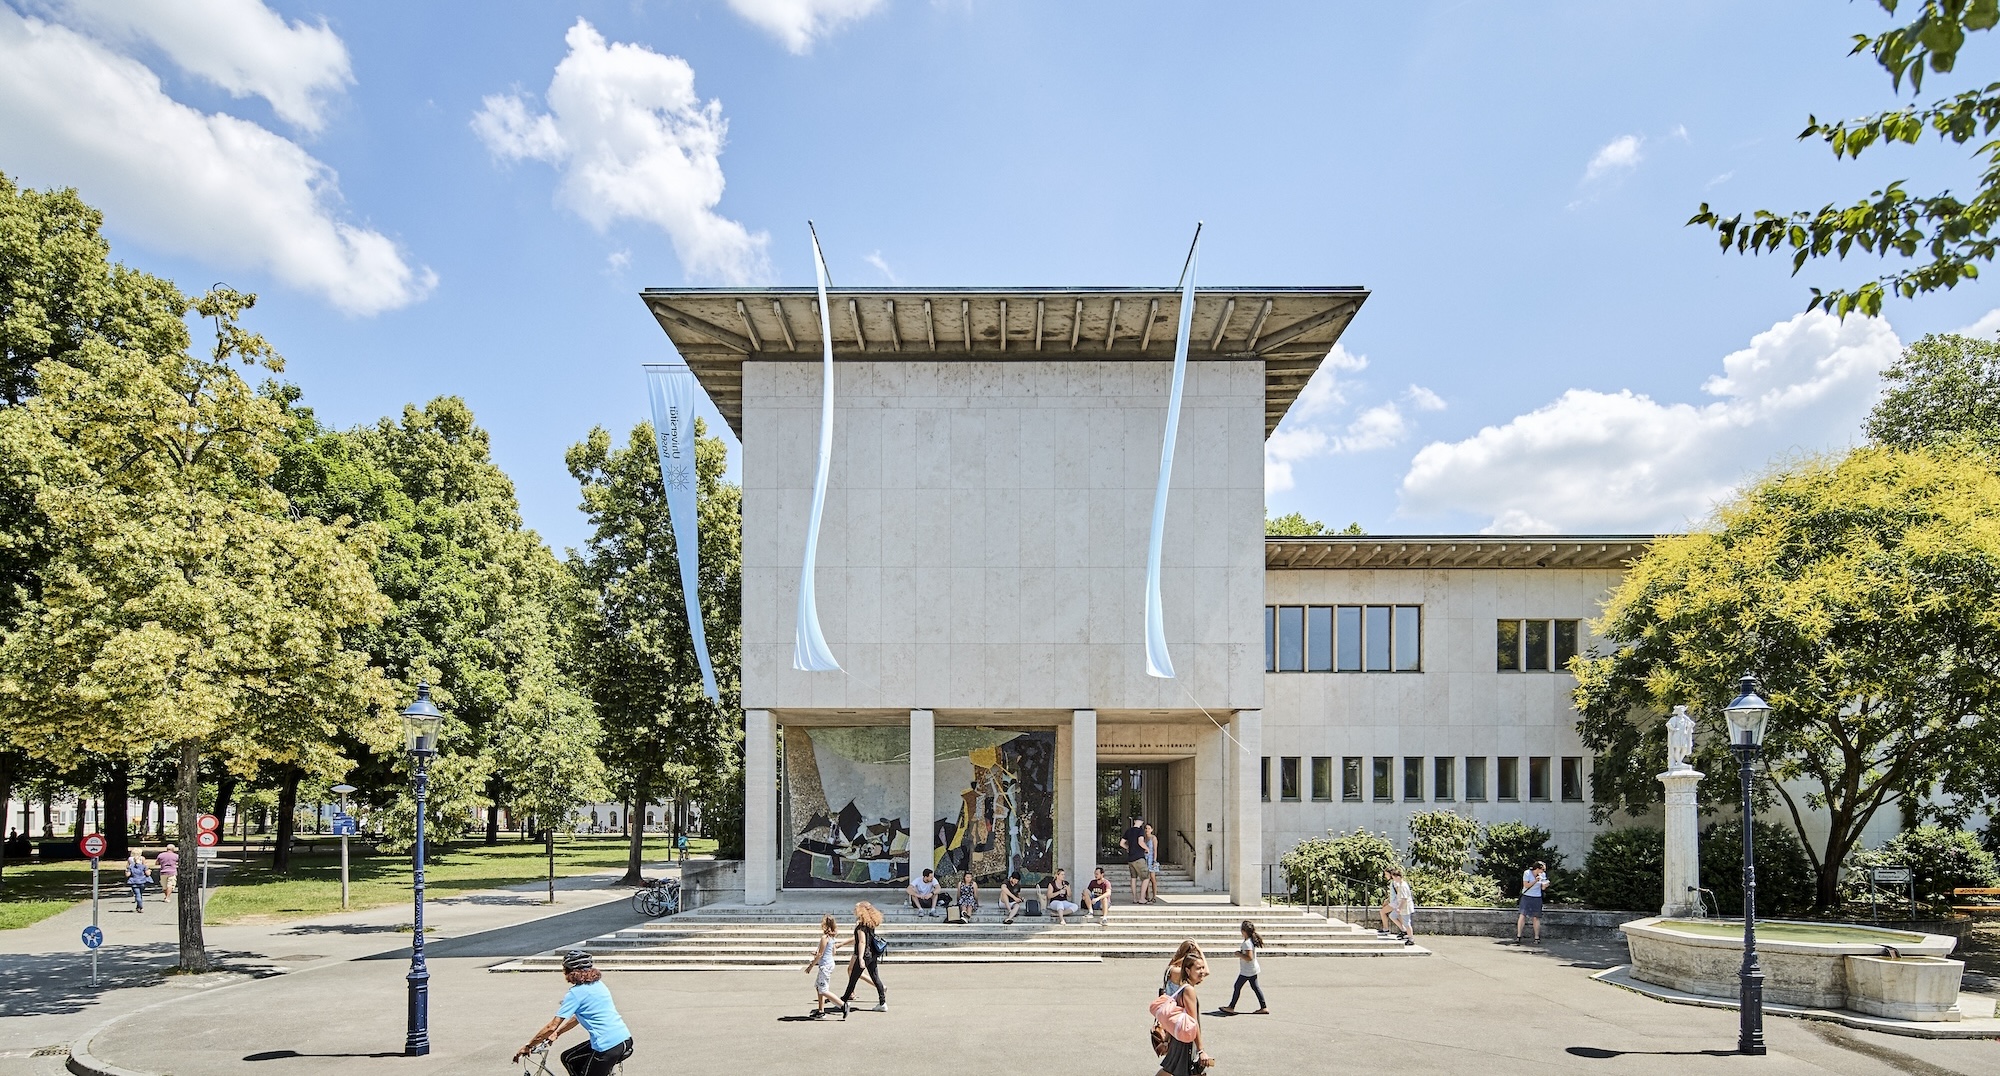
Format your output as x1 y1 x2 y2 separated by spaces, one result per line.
196 813 220 833
78 833 106 858
195 830 220 848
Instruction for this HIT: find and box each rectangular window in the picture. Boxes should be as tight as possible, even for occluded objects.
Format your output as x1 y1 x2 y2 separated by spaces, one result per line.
1496 620 1521 671
1277 606 1304 672
1365 606 1392 671
1554 619 1580 670
1561 756 1584 803
1264 607 1275 672
1402 756 1424 802
1529 756 1551 802
1336 606 1362 671
1341 757 1362 802
1525 619 1550 671
1465 757 1488 802
1311 757 1333 802
1498 756 1520 801
1307 606 1334 672
1260 756 1270 802
1372 756 1392 802
1279 757 1301 802
1394 606 1422 671
1433 756 1455 801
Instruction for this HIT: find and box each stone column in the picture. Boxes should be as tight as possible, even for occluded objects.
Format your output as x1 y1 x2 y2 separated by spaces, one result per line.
744 709 776 905
1228 709 1263 906
1659 768 1703 917
909 709 935 883
1070 709 1097 886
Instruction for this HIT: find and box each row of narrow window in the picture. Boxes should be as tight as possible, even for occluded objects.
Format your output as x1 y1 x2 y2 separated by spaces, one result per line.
1264 605 1421 672
1260 755 1586 804
1499 619 1581 672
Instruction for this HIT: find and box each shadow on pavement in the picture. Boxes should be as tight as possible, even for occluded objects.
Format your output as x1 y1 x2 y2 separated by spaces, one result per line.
244 1050 404 1061
357 900 652 962
1566 1047 1739 1059
275 923 404 936
0 945 298 1017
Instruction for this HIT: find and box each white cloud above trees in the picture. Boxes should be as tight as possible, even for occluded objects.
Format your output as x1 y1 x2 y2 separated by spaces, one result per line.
725 0 886 53
1398 311 1901 533
1584 133 1643 182
1266 343 1446 492
0 7 433 315
473 19 770 285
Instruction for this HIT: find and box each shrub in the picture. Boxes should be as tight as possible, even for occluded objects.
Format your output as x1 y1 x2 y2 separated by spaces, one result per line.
1700 819 1814 916
1477 821 1567 898
1575 827 1665 912
1844 826 1999 910
1407 810 1480 874
1280 829 1397 905
1408 868 1506 907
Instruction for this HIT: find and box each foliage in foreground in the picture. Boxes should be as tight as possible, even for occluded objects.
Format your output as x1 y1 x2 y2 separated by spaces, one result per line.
1843 825 2000 910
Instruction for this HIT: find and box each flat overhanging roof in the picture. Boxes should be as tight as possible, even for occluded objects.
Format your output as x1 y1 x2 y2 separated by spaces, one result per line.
1265 535 1658 570
639 286 1368 438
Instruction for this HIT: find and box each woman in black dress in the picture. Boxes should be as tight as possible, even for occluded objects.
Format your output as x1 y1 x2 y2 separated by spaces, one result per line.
837 900 887 1012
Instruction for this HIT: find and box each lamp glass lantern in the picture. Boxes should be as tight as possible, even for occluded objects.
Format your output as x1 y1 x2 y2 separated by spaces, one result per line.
401 684 443 756
1724 675 1770 749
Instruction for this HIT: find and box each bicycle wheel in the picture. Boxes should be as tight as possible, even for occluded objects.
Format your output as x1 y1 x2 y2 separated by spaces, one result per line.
631 889 654 915
661 884 681 916
642 888 668 917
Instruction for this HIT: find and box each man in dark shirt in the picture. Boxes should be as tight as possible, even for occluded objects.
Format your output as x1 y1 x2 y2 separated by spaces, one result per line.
1118 817 1149 902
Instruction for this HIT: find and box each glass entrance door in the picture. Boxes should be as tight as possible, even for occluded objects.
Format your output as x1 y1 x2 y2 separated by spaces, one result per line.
1096 765 1168 862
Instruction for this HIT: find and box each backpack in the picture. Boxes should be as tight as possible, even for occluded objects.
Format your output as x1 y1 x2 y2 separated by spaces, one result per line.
1148 993 1199 1043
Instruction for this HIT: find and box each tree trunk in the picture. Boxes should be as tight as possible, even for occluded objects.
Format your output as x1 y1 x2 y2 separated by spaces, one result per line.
40 791 51 837
272 766 301 873
212 773 237 838
0 752 12 890
72 794 85 836
176 742 208 972
137 798 152 846
622 773 648 884
155 799 167 843
484 776 502 846
103 763 130 859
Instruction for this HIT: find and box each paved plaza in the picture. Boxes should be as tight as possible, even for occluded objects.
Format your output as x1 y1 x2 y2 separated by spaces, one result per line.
3 873 1997 1076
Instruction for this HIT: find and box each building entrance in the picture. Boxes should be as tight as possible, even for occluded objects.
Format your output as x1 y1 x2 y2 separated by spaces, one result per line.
1096 765 1169 862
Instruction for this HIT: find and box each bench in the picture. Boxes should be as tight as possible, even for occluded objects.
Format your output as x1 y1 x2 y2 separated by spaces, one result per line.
1951 887 2000 914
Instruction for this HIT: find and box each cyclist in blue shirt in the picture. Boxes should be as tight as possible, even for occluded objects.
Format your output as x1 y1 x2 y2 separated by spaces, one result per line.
515 951 633 1076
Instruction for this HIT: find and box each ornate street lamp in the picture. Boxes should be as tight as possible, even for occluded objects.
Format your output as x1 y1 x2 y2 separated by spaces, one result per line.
401 684 443 1058
1724 674 1771 1057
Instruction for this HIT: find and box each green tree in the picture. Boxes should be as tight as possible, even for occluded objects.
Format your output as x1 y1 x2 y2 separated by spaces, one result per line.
0 288 395 970
1265 512 1365 536
1867 332 2000 448
1574 447 2000 909
1690 2 2000 316
567 419 741 883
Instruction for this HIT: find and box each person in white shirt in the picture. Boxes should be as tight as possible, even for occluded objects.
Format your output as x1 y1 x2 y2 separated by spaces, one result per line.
1216 920 1267 1015
1516 860 1549 943
1377 868 1415 943
906 868 944 916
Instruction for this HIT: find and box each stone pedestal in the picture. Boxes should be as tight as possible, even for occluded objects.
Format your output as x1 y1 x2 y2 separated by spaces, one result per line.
1659 769 1702 917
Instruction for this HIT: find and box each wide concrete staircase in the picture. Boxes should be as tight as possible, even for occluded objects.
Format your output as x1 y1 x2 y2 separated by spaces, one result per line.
494 872 1423 971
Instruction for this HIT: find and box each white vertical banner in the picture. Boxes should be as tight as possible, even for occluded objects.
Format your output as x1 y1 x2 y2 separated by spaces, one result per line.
643 362 721 702
1145 227 1202 679
794 225 842 672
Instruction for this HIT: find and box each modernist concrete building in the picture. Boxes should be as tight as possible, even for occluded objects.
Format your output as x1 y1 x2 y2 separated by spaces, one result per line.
642 285 1656 905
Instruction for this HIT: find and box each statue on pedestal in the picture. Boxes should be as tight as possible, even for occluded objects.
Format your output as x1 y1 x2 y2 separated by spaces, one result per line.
1665 705 1697 774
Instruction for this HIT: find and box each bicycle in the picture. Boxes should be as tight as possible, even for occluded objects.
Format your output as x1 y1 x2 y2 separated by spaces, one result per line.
519 1042 553 1076
630 876 681 917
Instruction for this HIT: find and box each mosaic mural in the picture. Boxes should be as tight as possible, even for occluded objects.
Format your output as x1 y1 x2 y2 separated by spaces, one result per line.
782 726 1055 888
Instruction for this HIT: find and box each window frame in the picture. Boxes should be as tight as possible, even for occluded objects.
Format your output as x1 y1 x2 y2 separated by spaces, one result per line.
1497 756 1520 801
1402 756 1424 802
1528 756 1551 802
1496 619 1521 672
1371 756 1393 803
1553 619 1580 670
1260 756 1271 803
1465 756 1488 802
1276 606 1305 672
1341 756 1363 802
1307 606 1335 672
1279 756 1301 802
1393 605 1422 671
1433 756 1455 801
1310 756 1333 802
1560 756 1585 803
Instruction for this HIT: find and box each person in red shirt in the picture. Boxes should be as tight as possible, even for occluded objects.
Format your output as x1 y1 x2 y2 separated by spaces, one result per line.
1085 866 1112 924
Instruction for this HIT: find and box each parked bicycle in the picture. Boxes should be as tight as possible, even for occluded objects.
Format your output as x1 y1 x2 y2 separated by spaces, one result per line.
631 877 681 918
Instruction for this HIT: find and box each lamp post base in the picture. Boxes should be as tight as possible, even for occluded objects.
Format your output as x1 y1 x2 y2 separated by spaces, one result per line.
405 969 430 1056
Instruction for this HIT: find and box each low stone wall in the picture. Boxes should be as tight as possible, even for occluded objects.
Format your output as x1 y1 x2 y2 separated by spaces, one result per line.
1327 905 1637 939
683 859 744 909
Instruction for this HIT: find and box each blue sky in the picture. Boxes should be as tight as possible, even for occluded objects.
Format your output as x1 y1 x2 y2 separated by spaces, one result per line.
3 0 1996 550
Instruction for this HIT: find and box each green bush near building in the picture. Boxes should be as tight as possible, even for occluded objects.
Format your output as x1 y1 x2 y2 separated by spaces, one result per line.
1279 829 1397 906
1843 826 1999 912
1576 827 1666 912
1477 821 1568 899
1701 819 1815 916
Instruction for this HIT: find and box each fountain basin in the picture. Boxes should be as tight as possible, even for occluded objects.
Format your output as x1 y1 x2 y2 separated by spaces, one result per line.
1620 917 1962 1020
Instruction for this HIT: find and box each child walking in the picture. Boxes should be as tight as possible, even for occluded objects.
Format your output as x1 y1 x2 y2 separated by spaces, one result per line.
1217 920 1267 1014
804 914 844 1019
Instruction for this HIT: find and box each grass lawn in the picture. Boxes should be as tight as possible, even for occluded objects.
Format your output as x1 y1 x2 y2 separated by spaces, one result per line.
1 835 716 927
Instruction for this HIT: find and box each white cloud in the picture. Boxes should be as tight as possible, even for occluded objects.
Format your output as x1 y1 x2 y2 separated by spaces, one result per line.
864 250 898 283
42 0 351 132
1584 133 1643 182
1955 307 2000 338
1706 171 1735 189
726 0 886 53
0 10 433 315
606 249 631 272
1398 310 1900 533
473 20 770 284
1266 344 1435 492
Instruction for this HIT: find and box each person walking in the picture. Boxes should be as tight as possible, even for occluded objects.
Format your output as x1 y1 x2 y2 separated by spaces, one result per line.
1516 860 1549 944
155 845 178 900
1043 868 1079 924
1119 816 1149 902
514 951 634 1076
123 851 149 912
805 914 844 1019
1151 950 1213 1076
1378 868 1415 944
1140 823 1161 904
1217 921 1267 1015
838 901 888 1012
1085 866 1112 924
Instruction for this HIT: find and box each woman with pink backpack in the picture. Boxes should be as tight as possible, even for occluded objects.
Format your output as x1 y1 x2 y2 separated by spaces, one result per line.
1148 950 1212 1075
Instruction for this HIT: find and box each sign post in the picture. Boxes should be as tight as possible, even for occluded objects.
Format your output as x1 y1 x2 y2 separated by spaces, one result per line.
79 832 106 985
195 814 220 913
330 784 356 911
1869 867 1915 922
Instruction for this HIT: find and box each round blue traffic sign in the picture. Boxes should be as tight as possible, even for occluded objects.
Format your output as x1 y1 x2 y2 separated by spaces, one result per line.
81 925 103 950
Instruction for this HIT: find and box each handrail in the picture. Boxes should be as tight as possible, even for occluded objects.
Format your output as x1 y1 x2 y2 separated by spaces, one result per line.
1174 829 1196 862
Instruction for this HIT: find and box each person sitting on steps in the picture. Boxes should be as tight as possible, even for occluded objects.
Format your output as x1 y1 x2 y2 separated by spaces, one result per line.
906 868 944 917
